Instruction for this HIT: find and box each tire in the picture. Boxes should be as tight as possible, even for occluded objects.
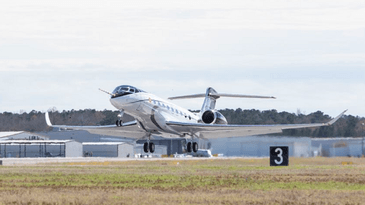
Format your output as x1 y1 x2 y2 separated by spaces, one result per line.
119 120 123 127
116 120 119 126
149 143 155 153
143 142 149 153
187 142 192 153
193 142 198 153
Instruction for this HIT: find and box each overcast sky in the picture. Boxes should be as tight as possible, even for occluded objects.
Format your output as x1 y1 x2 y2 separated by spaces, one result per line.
0 0 364 117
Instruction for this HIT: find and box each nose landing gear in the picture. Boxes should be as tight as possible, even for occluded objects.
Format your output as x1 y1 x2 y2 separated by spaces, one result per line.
116 120 123 127
116 110 124 127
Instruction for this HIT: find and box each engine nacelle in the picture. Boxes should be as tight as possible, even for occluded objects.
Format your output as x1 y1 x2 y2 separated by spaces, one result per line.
201 110 228 124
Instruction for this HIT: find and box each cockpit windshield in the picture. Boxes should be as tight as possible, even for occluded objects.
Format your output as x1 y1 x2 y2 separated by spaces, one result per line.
111 85 145 98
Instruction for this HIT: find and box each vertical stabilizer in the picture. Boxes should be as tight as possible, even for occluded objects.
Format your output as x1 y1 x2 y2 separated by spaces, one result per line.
200 87 220 113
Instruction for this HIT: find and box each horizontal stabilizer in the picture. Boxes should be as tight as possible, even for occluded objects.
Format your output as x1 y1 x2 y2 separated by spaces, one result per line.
169 93 276 100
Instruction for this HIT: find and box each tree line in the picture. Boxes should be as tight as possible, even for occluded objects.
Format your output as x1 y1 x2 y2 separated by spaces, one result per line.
0 108 364 137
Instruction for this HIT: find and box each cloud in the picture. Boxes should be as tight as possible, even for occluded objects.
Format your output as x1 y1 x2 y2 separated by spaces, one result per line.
0 0 364 117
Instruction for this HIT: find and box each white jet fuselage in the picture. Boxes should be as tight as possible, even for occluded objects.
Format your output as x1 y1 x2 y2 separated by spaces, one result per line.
110 92 199 136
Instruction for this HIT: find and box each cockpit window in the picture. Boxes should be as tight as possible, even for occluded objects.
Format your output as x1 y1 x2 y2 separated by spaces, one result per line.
111 85 145 98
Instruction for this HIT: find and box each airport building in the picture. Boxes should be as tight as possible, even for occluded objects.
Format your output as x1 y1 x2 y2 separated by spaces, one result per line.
0 131 83 158
312 138 365 157
0 140 82 158
82 142 134 158
210 136 365 157
210 136 313 157
2 131 363 158
0 131 170 158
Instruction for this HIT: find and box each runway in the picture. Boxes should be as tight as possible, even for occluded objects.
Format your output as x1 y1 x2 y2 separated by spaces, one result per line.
0 156 264 166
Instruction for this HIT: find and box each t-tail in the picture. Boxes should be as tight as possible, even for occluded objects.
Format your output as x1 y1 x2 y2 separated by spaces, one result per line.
169 87 276 125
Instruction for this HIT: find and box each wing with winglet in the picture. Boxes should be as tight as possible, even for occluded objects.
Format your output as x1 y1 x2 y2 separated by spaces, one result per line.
45 112 146 139
46 109 347 140
166 110 347 139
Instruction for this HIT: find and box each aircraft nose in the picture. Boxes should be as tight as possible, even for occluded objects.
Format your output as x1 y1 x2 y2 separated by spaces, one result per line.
110 98 119 108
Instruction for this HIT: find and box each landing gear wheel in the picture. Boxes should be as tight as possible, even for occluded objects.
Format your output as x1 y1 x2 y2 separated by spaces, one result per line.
187 142 192 153
149 143 155 153
116 120 123 127
143 142 149 153
192 142 198 153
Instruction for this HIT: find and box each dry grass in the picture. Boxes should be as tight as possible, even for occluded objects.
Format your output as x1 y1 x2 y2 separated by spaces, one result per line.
1 157 365 204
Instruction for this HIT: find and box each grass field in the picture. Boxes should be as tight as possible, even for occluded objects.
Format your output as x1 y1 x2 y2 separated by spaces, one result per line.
0 157 365 204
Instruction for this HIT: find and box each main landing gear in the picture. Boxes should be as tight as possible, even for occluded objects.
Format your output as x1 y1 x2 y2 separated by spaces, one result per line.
142 132 155 154
186 142 198 153
143 142 155 153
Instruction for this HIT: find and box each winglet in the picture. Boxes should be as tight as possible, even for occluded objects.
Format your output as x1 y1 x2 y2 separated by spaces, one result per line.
327 109 347 125
45 112 53 127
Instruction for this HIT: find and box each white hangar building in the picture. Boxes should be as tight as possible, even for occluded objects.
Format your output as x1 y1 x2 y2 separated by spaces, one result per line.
0 132 82 158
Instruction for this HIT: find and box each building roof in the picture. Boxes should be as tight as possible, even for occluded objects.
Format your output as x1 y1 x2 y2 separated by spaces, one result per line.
0 140 76 144
0 131 49 141
0 131 24 138
82 142 128 145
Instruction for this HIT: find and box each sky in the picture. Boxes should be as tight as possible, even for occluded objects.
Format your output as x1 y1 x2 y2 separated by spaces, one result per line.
0 0 364 117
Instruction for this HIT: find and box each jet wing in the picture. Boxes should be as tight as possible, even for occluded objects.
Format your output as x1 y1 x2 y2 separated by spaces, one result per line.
166 110 347 139
45 112 146 139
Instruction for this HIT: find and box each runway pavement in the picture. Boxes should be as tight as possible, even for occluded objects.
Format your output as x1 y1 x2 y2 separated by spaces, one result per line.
0 156 264 166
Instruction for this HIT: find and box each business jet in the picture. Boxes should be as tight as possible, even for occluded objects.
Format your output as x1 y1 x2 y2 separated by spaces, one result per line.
45 85 347 154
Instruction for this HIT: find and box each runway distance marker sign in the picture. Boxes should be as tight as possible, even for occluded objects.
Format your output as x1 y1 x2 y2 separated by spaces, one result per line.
270 146 289 166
